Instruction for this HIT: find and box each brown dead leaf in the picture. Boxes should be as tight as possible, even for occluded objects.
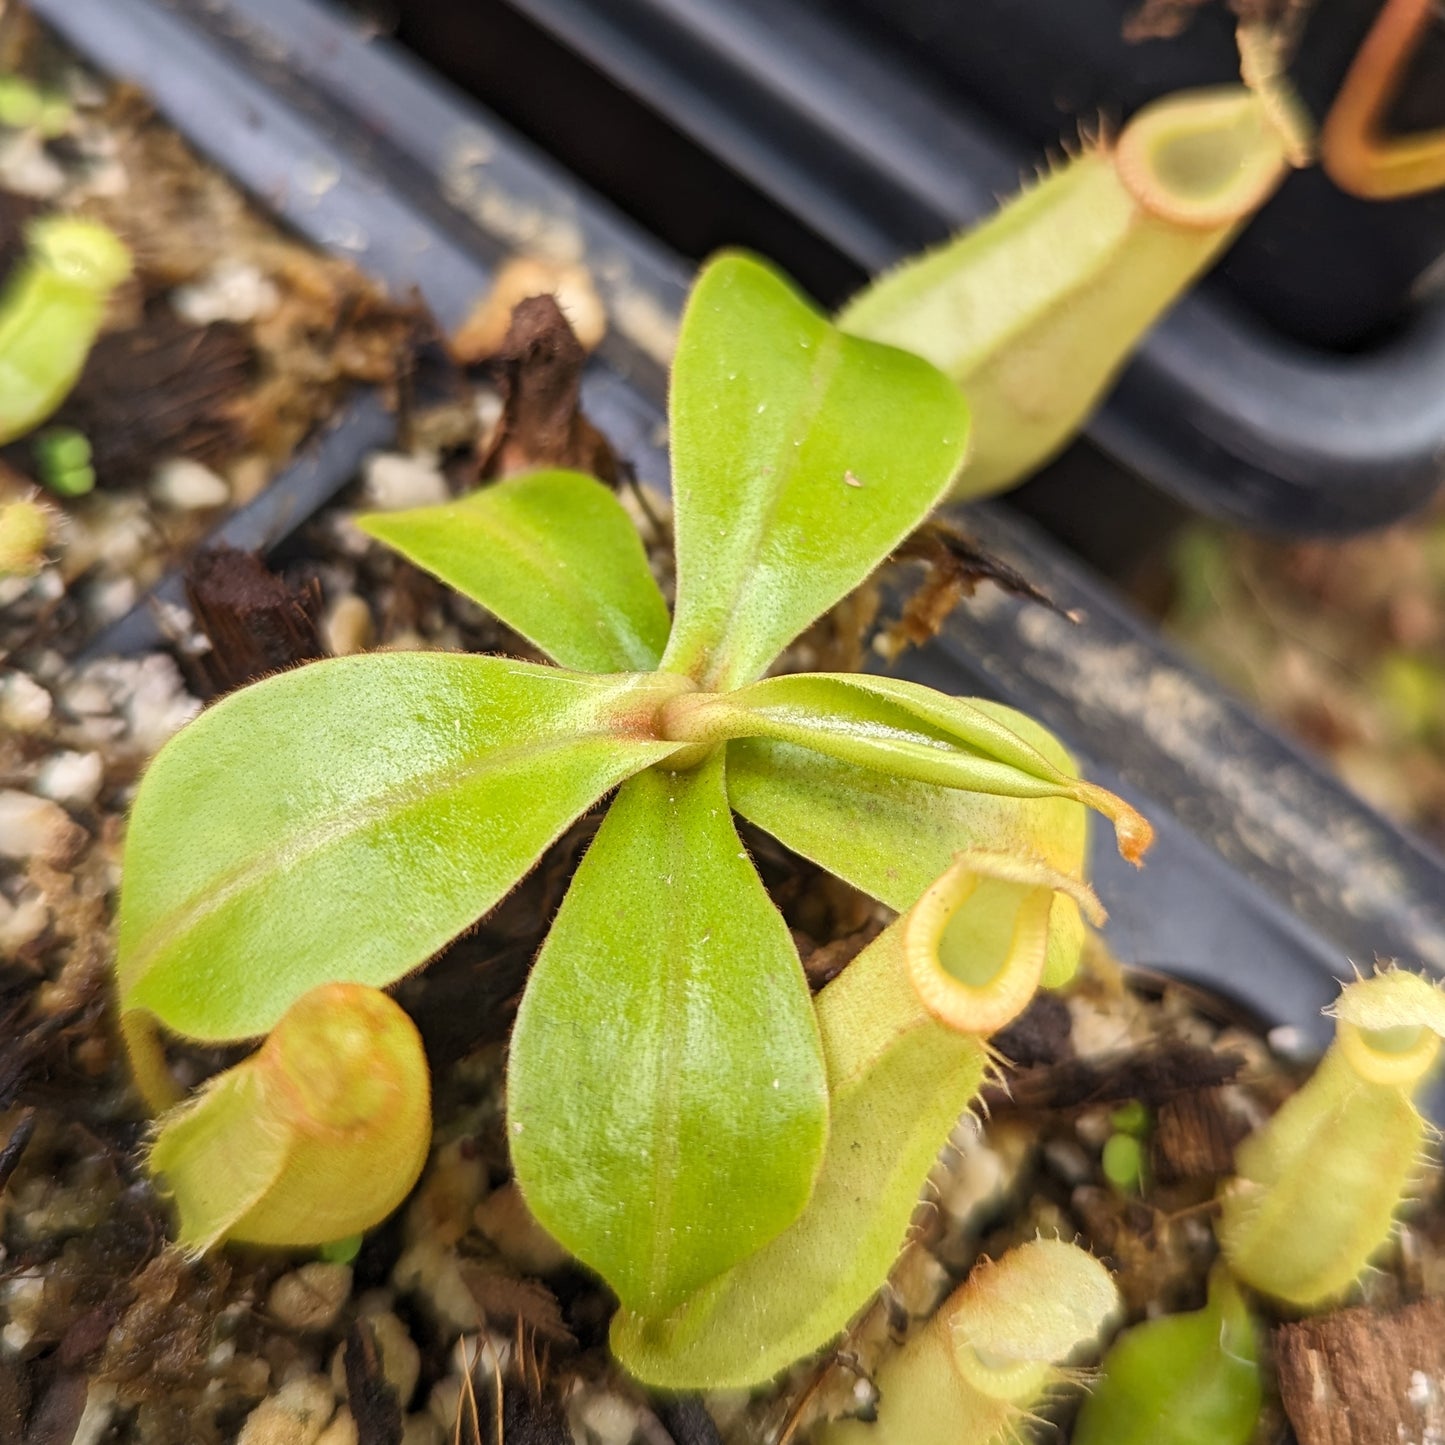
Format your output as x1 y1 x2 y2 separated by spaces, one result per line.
882 519 1072 656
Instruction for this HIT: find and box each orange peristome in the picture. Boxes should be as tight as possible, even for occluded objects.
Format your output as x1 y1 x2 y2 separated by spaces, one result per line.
1115 89 1295 231
148 983 432 1252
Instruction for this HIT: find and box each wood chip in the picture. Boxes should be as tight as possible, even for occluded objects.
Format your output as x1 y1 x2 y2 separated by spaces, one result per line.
52 307 254 486
1276 1297 1445 1445
999 1040 1245 1114
1150 1086 1243 1182
181 545 324 697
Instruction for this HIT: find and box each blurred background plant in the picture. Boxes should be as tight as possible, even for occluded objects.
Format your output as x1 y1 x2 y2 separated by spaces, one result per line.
1162 503 1445 847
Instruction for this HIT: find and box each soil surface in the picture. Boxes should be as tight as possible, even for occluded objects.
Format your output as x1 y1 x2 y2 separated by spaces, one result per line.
0 6 423 661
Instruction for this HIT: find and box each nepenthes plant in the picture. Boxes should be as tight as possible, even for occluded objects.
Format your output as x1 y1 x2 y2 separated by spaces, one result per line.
112 42 1445 1406
0 213 130 496
117 250 1150 1385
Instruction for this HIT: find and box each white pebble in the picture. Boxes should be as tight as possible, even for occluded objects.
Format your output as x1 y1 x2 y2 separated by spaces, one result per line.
0 890 49 958
425 1376 462 1434
150 457 232 510
392 1240 477 1337
69 655 199 756
401 1415 443 1445
1042 1137 1094 1187
324 595 373 657
65 714 126 750
85 575 139 625
0 130 66 196
473 1183 570 1274
313 1410 358 1445
0 576 31 609
64 494 153 574
0 790 84 865
61 677 113 717
571 1392 642 1445
1067 995 1134 1059
172 261 280 326
361 453 449 512
237 1375 337 1445
1 1276 44 1353
34 750 103 808
1267 1024 1317 1064
0 672 52 731
369 1312 421 1408
268 1262 352 1333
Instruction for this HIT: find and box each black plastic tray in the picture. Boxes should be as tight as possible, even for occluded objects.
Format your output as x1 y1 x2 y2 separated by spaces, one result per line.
33 0 1445 1092
464 0 1445 537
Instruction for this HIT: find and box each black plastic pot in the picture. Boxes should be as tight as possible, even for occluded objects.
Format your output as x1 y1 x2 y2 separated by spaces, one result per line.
33 0 1445 1111
414 0 1445 537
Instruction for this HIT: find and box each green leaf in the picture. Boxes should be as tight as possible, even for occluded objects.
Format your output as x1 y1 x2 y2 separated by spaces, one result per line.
660 253 970 689
726 700 1092 989
1072 1266 1262 1445
357 470 671 674
675 671 1151 864
724 698 1089 908
612 916 986 1388
119 656 685 1041
508 752 828 1317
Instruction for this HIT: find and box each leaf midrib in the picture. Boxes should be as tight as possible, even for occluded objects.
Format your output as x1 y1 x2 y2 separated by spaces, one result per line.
644 776 690 1308
122 725 658 998
700 325 844 688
